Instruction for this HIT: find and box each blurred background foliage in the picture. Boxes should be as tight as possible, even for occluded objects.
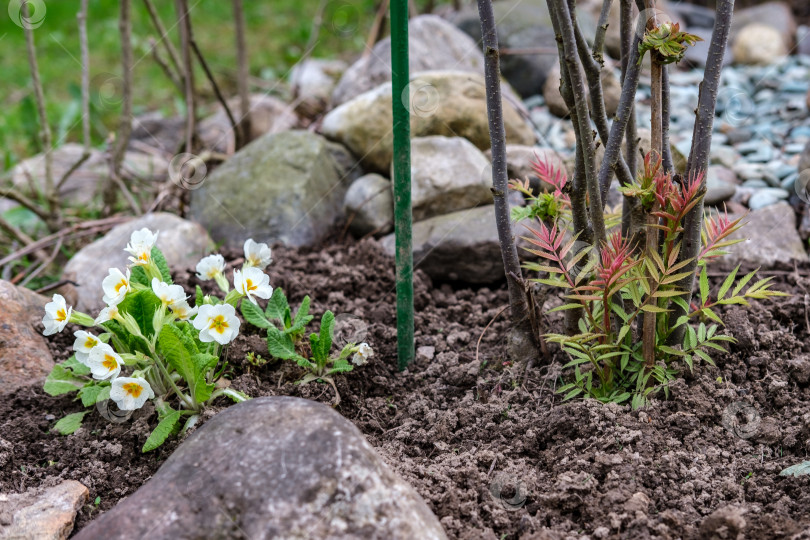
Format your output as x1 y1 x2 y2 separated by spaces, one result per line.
0 0 380 169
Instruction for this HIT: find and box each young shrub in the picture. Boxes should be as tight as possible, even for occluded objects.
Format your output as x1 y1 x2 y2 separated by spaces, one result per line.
517 153 786 408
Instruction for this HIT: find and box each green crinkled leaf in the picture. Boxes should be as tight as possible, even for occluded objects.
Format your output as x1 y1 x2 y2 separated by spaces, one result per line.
241 299 273 329
78 383 109 407
293 296 311 326
267 326 299 360
175 322 200 356
63 355 90 376
265 288 289 321
118 289 162 337
142 410 183 452
327 357 354 376
130 265 149 287
151 246 172 284
315 311 335 365
195 285 204 308
44 365 85 396
159 324 202 398
267 327 312 368
190 353 217 402
53 411 88 435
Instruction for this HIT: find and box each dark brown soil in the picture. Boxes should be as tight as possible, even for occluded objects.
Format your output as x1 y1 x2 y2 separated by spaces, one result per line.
2 238 810 539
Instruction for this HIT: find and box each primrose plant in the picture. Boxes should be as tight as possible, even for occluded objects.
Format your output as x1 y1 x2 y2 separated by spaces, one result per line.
41 231 276 451
516 152 786 408
238 289 373 406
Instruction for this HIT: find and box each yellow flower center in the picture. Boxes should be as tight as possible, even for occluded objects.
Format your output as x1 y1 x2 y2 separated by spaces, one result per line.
84 337 98 349
56 308 67 322
209 315 229 335
248 256 260 266
115 280 127 293
102 354 118 371
245 279 257 292
122 382 143 398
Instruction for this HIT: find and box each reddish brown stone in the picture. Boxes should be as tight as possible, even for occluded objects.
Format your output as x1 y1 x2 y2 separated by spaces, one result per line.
0 280 53 393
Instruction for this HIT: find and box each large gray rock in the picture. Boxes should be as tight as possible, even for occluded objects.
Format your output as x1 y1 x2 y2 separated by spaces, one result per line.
408 136 491 221
7 144 167 208
454 0 558 97
130 112 185 154
705 168 737 206
332 15 484 106
199 94 298 153
381 205 506 283
322 71 535 173
190 131 350 250
344 173 393 237
62 213 214 313
0 480 88 540
74 397 447 540
290 58 348 115
723 202 808 267
730 1 796 52
0 281 52 395
732 24 787 66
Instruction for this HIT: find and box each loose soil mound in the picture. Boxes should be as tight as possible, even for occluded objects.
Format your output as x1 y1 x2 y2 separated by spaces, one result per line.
1 238 809 538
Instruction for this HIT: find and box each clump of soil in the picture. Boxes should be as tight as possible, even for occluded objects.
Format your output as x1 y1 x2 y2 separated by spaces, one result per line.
1 238 809 539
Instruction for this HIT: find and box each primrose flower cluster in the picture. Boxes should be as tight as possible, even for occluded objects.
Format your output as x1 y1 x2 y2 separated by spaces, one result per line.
42 230 373 447
40 230 277 448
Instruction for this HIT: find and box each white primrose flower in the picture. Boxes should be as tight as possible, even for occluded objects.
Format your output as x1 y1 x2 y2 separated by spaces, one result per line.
193 304 240 345
352 342 374 366
170 300 197 321
125 228 159 266
73 330 100 366
196 254 225 280
243 239 272 269
94 303 121 325
86 342 123 380
42 294 73 336
233 267 273 305
110 377 155 411
151 278 187 308
101 268 131 306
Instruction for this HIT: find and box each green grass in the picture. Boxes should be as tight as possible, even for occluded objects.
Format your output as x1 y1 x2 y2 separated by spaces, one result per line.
0 0 377 169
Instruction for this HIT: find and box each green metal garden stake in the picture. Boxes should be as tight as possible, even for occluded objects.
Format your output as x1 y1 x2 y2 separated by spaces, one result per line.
390 0 414 371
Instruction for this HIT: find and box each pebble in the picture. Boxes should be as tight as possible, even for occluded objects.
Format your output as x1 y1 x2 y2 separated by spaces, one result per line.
782 172 799 191
742 179 769 189
749 188 790 209
705 180 737 206
768 162 796 180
